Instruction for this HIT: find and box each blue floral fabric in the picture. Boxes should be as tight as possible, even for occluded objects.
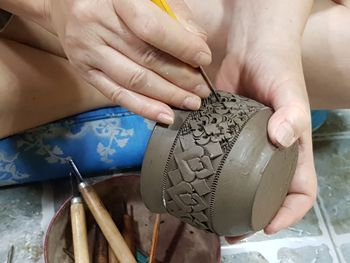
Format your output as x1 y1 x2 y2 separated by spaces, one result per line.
0 106 328 186
0 107 155 186
311 110 328 132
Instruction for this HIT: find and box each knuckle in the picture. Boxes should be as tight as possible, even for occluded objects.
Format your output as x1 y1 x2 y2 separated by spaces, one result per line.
138 16 164 41
64 34 79 50
71 1 94 21
127 68 147 91
138 106 153 118
141 47 162 67
84 68 100 86
110 87 125 103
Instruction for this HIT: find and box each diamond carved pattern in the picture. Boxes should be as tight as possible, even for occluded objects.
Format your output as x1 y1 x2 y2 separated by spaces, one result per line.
163 92 263 232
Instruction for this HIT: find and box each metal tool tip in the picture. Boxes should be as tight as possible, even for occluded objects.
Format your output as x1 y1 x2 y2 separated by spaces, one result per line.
67 158 84 182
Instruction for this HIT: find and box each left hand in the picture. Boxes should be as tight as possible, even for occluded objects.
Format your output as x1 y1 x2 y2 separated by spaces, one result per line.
214 0 317 242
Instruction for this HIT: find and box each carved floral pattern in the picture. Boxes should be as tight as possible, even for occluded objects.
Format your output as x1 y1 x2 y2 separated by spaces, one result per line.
163 92 264 231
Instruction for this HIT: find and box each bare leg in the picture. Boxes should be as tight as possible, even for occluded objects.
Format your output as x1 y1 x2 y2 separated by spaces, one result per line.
0 37 111 139
302 0 350 109
1 0 350 139
187 0 350 109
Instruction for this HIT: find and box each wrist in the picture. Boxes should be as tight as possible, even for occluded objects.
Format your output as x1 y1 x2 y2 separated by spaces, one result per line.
0 0 53 33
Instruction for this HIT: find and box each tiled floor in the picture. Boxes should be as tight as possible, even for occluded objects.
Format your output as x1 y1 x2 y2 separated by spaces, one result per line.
1 110 350 262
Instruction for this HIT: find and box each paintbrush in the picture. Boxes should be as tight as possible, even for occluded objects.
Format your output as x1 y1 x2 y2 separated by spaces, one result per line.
70 172 90 263
68 159 136 263
148 214 161 263
151 0 220 102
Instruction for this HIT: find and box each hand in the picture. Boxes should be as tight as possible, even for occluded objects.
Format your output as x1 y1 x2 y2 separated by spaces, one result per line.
47 0 212 124
215 0 317 242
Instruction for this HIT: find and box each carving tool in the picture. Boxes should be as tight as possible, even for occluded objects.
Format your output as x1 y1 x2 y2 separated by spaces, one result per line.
88 223 98 263
108 244 120 263
122 203 136 256
68 159 136 263
6 245 14 263
148 214 161 263
62 248 75 261
108 209 120 263
109 203 136 263
95 227 108 263
70 172 90 263
151 0 220 102
136 249 149 263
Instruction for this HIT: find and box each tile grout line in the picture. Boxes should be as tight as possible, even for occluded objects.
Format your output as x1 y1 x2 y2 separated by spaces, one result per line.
221 235 334 262
333 233 350 246
221 203 338 262
317 196 344 263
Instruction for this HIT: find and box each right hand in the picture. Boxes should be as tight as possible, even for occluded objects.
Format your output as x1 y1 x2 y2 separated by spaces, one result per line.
47 0 212 124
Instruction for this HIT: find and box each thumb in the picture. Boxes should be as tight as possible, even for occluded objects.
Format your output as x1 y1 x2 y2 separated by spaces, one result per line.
268 84 311 148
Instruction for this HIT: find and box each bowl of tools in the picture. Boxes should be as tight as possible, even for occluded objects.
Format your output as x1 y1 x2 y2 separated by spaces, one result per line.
44 173 220 263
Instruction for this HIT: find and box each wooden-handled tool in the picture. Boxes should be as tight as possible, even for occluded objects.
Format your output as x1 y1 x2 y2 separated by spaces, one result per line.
151 0 220 102
108 245 120 263
122 203 136 256
95 227 108 263
70 173 90 263
68 159 136 263
149 214 161 263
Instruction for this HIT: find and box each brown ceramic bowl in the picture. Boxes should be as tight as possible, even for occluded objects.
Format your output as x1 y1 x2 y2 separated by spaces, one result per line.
44 175 220 263
141 92 298 236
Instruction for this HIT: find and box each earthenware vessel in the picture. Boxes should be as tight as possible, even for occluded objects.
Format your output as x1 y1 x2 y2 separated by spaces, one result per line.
141 91 298 236
44 175 220 263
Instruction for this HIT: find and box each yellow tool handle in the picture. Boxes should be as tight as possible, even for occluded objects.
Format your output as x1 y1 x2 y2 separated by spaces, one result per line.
79 184 137 263
151 0 220 101
151 0 177 19
70 198 90 263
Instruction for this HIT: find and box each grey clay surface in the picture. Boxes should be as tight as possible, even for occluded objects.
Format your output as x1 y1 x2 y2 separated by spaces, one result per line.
141 91 298 236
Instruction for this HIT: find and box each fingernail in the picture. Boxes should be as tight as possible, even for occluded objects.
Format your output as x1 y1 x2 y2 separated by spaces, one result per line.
157 113 174 125
275 122 295 148
194 84 211 98
194 51 212 66
183 96 201 110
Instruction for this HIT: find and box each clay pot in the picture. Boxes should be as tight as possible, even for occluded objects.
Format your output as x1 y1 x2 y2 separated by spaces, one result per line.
44 175 220 263
141 91 298 236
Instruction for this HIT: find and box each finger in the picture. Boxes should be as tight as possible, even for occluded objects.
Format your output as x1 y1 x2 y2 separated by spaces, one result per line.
113 0 212 67
332 0 350 8
85 68 175 124
166 0 208 40
225 233 253 244
264 193 315 235
98 23 210 97
264 131 317 234
215 55 241 93
92 45 202 111
267 80 311 148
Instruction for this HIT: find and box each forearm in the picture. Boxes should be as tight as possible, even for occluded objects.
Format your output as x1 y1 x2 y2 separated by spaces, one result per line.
0 0 52 32
228 0 314 47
